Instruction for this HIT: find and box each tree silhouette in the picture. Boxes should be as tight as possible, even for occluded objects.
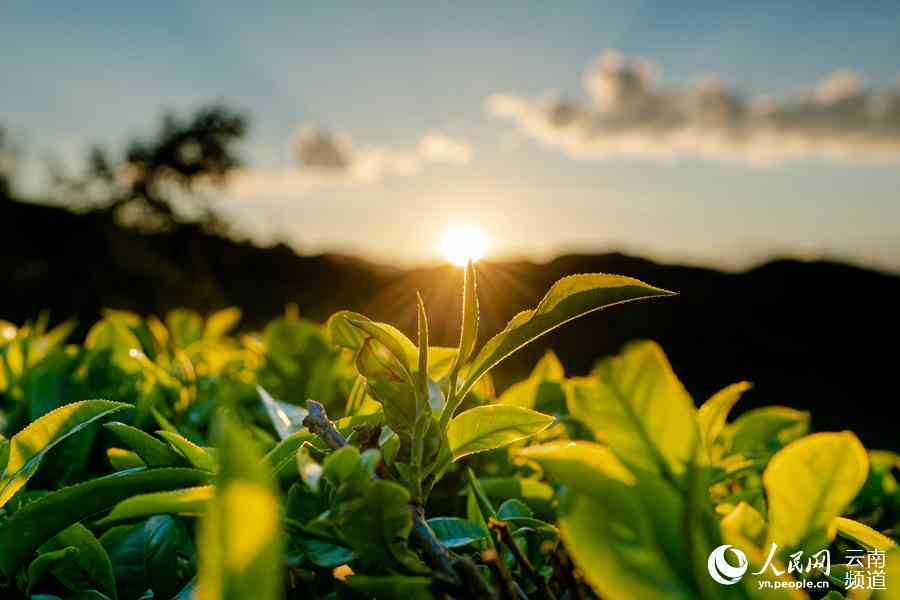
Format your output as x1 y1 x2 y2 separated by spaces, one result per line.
0 127 17 200
66 104 247 231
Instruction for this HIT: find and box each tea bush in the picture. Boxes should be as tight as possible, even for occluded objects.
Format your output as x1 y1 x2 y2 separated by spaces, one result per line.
1 265 897 599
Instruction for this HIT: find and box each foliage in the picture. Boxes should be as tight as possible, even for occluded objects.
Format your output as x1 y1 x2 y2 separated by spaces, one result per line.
1 266 898 599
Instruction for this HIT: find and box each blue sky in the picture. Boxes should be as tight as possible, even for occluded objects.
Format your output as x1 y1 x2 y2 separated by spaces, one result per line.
3 1 900 271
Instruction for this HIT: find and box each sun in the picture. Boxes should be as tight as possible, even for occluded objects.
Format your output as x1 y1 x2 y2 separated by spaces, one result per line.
440 225 489 266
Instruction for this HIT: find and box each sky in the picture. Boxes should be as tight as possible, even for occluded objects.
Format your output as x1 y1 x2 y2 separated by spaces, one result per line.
3 1 900 272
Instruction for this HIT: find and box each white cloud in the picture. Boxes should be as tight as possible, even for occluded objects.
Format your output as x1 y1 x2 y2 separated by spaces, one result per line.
487 50 900 164
226 126 472 198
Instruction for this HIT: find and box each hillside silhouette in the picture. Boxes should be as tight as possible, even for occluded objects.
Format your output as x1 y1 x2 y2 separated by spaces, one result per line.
2 193 898 450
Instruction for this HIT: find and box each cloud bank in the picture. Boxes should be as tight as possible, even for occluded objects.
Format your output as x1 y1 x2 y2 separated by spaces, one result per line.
227 127 472 197
487 51 900 164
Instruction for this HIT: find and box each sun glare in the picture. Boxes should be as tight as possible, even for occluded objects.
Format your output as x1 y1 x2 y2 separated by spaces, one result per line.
440 225 489 266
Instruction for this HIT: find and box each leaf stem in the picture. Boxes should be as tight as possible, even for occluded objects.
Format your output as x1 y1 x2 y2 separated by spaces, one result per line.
490 518 557 600
303 400 477 593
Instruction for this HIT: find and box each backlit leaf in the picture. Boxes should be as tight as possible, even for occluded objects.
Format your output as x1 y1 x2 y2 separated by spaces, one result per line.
157 431 217 472
833 516 896 551
1 400 131 508
764 432 868 554
197 418 282 600
697 381 751 450
567 341 700 482
457 274 673 400
447 405 554 460
104 422 186 467
100 486 214 524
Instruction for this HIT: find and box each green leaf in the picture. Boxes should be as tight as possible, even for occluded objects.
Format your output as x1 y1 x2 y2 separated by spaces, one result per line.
477 477 554 502
0 400 131 507
99 486 213 524
365 378 418 437
340 479 425 572
466 467 498 520
355 337 411 398
457 274 674 401
204 307 242 339
0 467 212 578
0 435 8 474
454 259 479 371
43 523 117 600
519 441 698 598
262 430 316 476
350 319 416 376
197 418 282 600
833 517 897 551
447 405 554 460
104 422 186 467
426 517 486 548
516 441 637 494
724 406 809 456
26 546 79 595
326 310 371 350
106 448 145 470
697 381 751 449
566 341 700 482
720 502 767 549
497 499 533 520
85 321 142 373
100 523 149 600
157 431 217 472
497 351 564 409
764 432 869 554
300 537 356 568
144 515 186 599
345 575 434 600
165 309 204 348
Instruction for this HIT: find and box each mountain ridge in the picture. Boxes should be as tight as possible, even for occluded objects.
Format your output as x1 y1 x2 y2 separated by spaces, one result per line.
3 195 898 449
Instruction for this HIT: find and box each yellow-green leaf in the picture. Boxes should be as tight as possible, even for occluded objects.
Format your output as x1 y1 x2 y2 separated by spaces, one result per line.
205 307 242 339
833 517 896 551
764 432 868 554
697 381 751 449
457 274 673 400
0 400 130 508
100 486 214 524
497 351 564 409
566 341 699 482
157 431 217 472
448 405 554 460
104 422 186 467
454 259 479 370
197 419 282 600
519 441 697 598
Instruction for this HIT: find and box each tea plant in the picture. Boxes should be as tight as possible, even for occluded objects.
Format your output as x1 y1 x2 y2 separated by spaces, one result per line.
0 265 897 600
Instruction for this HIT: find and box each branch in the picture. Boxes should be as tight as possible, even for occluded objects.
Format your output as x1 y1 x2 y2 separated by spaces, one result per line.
482 549 527 600
303 400 348 450
303 400 494 597
490 518 557 600
551 544 587 600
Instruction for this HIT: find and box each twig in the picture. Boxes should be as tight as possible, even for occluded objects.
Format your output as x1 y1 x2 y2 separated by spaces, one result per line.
490 518 557 600
410 502 456 576
551 545 586 600
303 400 348 450
303 400 482 595
482 549 528 600
453 556 499 600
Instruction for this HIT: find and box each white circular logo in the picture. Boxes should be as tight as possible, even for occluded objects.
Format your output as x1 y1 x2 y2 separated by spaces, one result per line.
707 544 748 585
